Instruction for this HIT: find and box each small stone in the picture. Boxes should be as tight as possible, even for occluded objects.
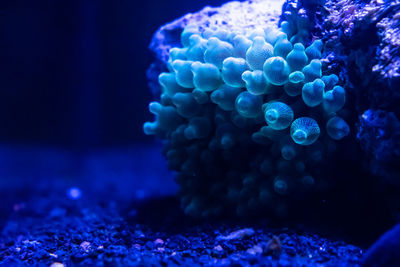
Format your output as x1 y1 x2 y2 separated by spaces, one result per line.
80 241 91 253
50 263 65 267
154 238 164 246
214 245 224 252
261 235 282 258
247 245 263 255
217 228 255 240
267 235 281 252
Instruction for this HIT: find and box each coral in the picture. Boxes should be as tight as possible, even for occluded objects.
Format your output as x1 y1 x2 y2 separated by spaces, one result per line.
144 20 350 217
147 0 284 97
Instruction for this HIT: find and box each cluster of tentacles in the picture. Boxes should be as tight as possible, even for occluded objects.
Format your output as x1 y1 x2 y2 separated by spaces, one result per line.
144 23 350 218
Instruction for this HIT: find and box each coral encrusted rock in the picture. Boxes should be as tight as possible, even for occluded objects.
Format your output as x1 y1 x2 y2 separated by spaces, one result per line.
144 0 353 218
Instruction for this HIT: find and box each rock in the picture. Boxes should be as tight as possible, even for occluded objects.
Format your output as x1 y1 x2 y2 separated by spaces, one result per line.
247 245 263 255
80 241 91 253
154 238 164 246
362 223 400 266
217 228 255 241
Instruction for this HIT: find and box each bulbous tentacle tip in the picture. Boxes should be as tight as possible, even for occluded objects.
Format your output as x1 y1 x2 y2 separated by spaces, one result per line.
323 85 346 113
241 70 251 81
274 178 289 195
184 126 196 140
273 34 293 58
204 37 234 69
293 43 305 50
321 74 339 90
263 56 290 86
290 117 320 145
189 34 202 44
326 116 350 140
221 135 234 149
191 62 222 92
221 57 247 87
292 129 307 144
192 89 209 104
265 109 279 123
264 102 294 130
281 144 297 161
242 70 269 95
143 122 155 135
235 91 263 118
287 42 308 72
207 37 220 47
302 79 325 107
289 71 305 83
190 61 202 71
149 102 162 115
246 37 274 70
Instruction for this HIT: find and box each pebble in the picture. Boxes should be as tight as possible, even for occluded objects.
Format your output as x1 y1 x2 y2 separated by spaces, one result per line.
80 241 91 253
0 195 363 266
214 245 224 252
154 238 164 246
247 245 263 255
217 228 255 240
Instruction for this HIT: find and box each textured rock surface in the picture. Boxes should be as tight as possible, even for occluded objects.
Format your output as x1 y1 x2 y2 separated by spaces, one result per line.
310 0 400 181
362 223 400 266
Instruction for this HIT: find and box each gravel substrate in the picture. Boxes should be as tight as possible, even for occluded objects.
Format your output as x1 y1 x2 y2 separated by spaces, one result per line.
0 194 364 266
0 146 365 266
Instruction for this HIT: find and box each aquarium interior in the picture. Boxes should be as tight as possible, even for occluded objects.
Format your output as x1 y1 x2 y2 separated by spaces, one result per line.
1 0 400 266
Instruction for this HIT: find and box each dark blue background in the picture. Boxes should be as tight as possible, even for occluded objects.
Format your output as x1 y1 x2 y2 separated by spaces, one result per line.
1 0 228 148
0 0 230 226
